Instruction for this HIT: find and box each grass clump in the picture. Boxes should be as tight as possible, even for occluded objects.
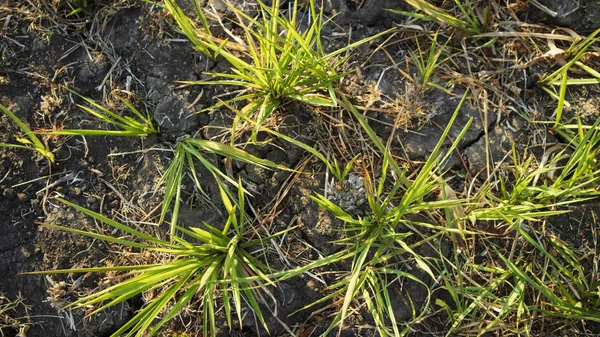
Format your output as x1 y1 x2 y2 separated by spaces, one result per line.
537 28 600 125
30 184 276 337
42 89 159 137
166 0 389 140
393 0 491 35
434 116 600 335
473 117 600 222
299 95 473 336
407 31 450 92
159 136 291 236
0 104 55 163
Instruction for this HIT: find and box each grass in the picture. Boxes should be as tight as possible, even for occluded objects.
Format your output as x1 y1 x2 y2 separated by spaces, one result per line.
0 104 55 163
29 185 277 337
472 117 600 222
392 0 491 35
499 221 600 322
41 89 159 137
158 136 292 237
435 215 600 336
64 0 87 17
166 0 390 140
230 88 600 335
4 0 600 336
162 0 212 55
19 83 469 336
431 115 600 335
537 28 600 125
407 31 450 92
0 293 29 335
289 94 473 336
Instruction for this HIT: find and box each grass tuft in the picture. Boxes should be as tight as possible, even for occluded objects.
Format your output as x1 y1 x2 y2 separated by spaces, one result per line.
300 94 473 335
166 0 390 140
393 0 491 35
0 104 55 163
40 89 159 137
158 136 292 237
28 184 276 337
537 28 600 125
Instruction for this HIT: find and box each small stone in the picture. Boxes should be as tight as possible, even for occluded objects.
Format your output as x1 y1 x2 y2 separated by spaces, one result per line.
266 149 286 164
153 95 199 140
20 247 31 258
244 165 268 184
16 193 28 203
3 188 16 199
70 187 82 196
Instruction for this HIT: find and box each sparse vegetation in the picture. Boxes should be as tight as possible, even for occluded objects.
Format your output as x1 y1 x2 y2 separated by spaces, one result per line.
1 0 599 336
0 293 30 336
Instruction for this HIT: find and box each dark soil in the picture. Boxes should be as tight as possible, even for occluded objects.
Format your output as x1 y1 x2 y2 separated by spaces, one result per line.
1 0 599 336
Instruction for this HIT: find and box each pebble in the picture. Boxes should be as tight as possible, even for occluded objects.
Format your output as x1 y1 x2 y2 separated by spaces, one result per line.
70 187 82 196
3 188 16 199
16 193 29 203
20 247 31 258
